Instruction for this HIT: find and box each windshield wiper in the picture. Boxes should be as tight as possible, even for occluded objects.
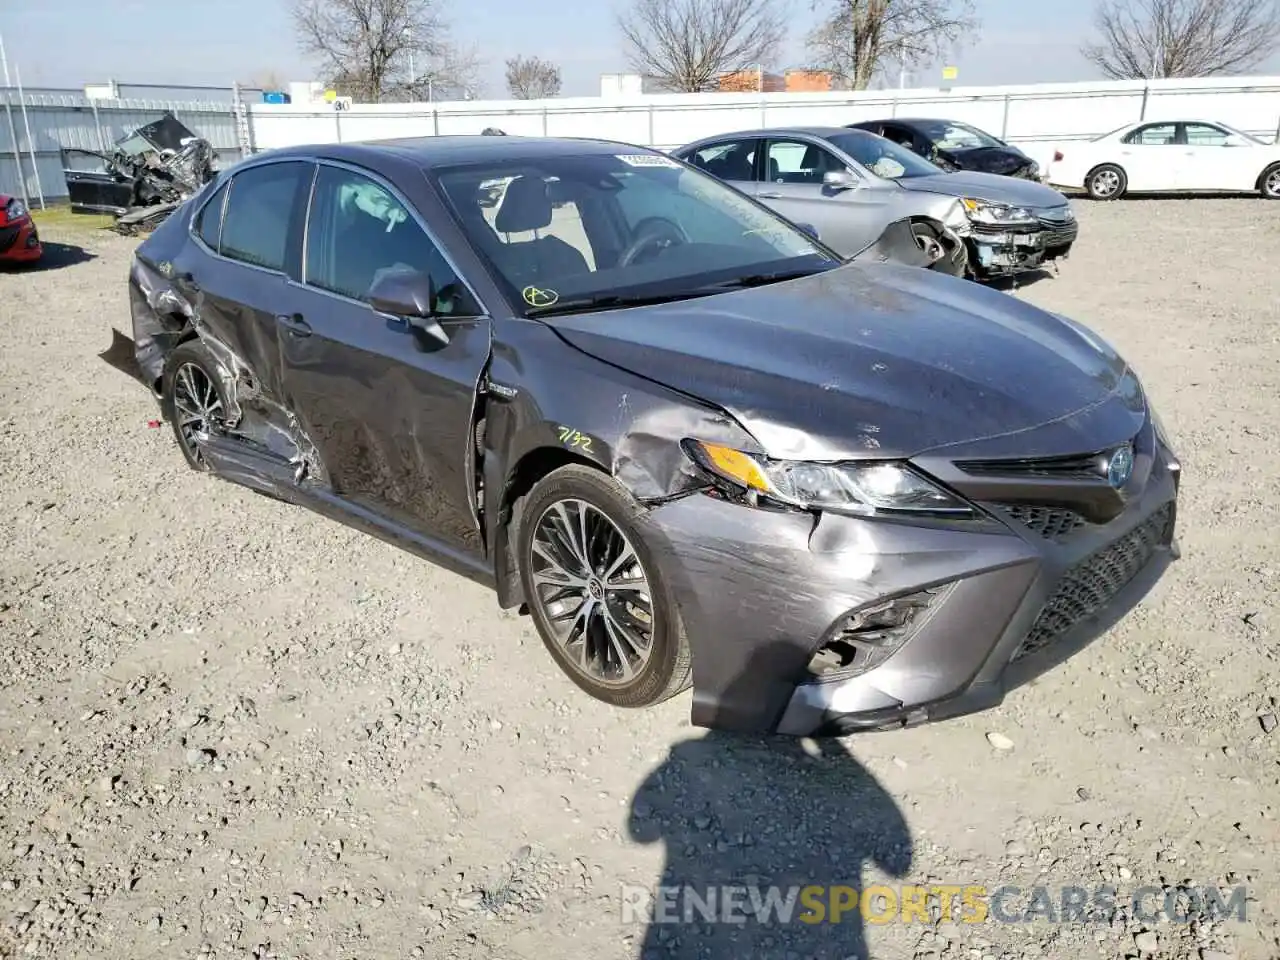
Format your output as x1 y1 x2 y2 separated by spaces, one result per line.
705 267 829 289
525 290 715 318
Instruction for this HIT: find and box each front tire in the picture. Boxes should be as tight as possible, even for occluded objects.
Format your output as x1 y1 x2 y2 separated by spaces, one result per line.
1260 163 1280 199
160 339 230 472
515 464 691 708
1086 164 1127 200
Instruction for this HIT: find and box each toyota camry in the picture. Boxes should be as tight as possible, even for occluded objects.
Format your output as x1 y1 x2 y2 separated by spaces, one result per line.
127 134 1182 736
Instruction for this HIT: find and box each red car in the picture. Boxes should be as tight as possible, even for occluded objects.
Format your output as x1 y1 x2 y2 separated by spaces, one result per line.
0 193 42 264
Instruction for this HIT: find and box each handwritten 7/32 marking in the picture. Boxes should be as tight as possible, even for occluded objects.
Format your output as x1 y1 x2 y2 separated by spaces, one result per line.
557 425 594 453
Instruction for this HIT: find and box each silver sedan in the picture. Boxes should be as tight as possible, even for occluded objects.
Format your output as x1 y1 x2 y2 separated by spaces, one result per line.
674 126 1079 281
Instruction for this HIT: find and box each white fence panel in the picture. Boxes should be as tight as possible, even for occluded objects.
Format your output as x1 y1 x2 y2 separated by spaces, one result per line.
246 75 1280 179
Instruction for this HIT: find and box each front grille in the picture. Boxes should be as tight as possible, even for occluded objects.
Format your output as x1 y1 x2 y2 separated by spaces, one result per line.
992 503 1088 542
0 224 20 253
955 450 1106 481
1040 226 1078 248
1012 502 1173 661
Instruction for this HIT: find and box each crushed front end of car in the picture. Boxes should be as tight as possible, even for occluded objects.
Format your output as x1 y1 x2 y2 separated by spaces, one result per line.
61 112 217 236
963 200 1078 280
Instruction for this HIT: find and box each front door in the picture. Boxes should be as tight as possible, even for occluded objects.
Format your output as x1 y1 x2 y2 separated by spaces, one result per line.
1178 122 1257 191
757 137 884 256
278 162 492 556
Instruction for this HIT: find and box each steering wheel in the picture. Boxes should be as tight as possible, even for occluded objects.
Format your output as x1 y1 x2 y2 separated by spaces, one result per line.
618 217 687 268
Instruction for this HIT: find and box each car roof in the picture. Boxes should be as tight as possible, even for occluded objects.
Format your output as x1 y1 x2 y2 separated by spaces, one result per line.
687 126 869 141
246 135 656 169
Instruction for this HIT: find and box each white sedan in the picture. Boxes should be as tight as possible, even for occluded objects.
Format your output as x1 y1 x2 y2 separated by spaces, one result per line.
1046 119 1280 200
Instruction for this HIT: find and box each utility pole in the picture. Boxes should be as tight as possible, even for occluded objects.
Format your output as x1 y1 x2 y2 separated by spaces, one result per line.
403 26 415 101
0 29 30 209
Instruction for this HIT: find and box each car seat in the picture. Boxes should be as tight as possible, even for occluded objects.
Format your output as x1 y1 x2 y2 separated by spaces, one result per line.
492 175 591 286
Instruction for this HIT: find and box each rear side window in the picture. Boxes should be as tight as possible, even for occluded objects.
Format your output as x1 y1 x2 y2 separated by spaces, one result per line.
194 182 228 250
220 161 310 271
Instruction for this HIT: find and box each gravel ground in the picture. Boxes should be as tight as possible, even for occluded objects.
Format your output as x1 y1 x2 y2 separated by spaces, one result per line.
1 200 1278 960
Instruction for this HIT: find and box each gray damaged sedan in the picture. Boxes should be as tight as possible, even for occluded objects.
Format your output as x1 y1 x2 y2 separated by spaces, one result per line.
128 134 1180 737
675 126 1079 281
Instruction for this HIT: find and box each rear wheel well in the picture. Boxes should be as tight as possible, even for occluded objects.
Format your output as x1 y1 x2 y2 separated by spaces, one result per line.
493 445 607 608
1257 161 1280 191
150 314 198 395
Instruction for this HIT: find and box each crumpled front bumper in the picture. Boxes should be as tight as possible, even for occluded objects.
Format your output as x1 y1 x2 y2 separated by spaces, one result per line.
968 218 1079 278
638 421 1179 738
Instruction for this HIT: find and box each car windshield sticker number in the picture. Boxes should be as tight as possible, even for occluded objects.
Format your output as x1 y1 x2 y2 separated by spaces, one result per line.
522 286 559 307
616 154 680 168
557 425 593 453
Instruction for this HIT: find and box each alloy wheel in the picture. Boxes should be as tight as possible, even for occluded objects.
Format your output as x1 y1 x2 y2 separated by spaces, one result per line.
171 362 223 463
1265 168 1280 198
528 498 654 686
1091 169 1121 198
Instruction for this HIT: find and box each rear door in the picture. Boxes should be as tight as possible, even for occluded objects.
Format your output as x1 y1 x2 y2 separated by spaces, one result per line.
278 160 492 556
1116 122 1182 190
757 136 884 256
177 159 314 409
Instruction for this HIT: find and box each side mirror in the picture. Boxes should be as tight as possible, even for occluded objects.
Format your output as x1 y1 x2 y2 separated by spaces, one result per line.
796 222 820 239
1223 135 1248 147
368 267 449 346
822 170 858 191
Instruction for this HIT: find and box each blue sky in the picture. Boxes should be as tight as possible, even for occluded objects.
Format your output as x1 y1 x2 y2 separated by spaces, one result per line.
7 0 1280 97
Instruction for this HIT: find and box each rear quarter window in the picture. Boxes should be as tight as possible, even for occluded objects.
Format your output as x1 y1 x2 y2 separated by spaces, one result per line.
219 161 311 271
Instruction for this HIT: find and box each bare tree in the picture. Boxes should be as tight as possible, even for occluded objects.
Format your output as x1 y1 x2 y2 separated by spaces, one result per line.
806 0 978 90
1082 0 1280 79
291 0 481 102
505 55 563 98
249 70 288 91
617 0 786 92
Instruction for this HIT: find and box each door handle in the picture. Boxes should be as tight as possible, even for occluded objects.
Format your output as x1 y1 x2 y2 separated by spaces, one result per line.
276 313 311 337
758 191 782 198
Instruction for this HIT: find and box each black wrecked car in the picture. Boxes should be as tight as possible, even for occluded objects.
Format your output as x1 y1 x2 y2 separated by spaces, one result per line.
848 118 1044 181
128 135 1182 736
62 112 216 234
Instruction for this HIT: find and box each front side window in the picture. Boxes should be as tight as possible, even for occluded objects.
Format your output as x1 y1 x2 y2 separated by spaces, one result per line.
304 164 480 316
1183 123 1230 146
433 151 837 316
765 139 849 184
825 131 942 180
220 161 310 271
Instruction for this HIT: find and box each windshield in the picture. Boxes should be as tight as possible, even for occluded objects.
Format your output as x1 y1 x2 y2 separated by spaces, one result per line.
432 151 840 316
915 120 1005 150
824 131 942 180
1217 122 1266 144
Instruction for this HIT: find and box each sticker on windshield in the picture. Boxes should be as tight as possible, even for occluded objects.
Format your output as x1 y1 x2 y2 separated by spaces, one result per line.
522 285 559 307
616 153 680 168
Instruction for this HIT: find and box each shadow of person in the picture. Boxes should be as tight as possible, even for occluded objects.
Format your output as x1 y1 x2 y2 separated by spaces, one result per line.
626 644 914 960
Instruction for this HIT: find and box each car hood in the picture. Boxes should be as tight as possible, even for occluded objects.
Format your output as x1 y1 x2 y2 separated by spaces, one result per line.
898 170 1066 207
547 263 1142 462
939 145 1034 175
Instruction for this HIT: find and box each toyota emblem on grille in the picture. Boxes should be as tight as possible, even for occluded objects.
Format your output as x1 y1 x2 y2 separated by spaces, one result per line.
1106 444 1134 488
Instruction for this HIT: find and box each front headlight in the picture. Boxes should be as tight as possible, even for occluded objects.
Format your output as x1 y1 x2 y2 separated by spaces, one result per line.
961 197 1037 225
685 440 974 518
5 197 28 220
